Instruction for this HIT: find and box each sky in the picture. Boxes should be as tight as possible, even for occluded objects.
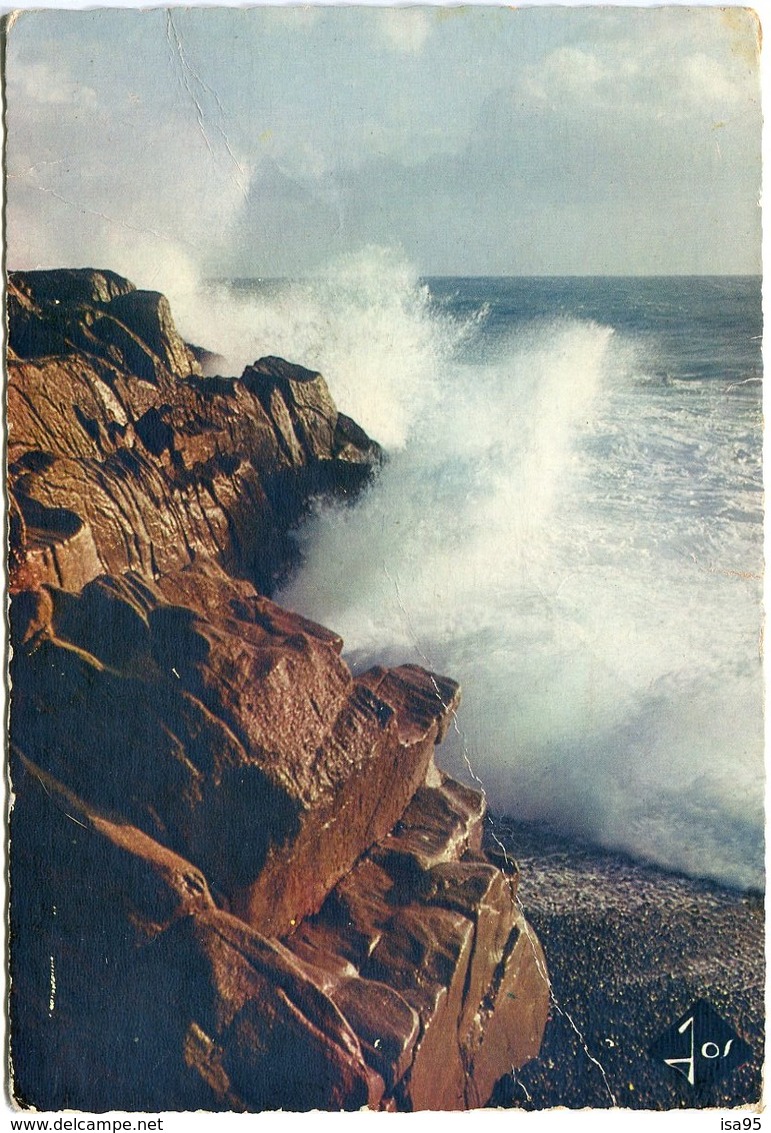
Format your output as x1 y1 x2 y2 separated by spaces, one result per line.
4 4 763 283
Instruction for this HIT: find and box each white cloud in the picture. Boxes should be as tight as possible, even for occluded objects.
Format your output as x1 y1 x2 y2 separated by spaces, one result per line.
10 59 97 106
678 52 749 109
522 46 612 103
378 9 431 55
267 7 320 32
519 32 756 123
4 5 762 279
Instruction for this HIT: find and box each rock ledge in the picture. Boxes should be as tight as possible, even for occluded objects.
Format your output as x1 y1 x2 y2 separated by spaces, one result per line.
8 268 549 1111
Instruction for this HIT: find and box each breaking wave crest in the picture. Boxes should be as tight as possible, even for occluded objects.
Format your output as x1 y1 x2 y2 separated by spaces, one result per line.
194 248 765 891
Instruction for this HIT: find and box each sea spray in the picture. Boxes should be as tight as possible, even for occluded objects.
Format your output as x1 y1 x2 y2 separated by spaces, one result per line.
193 253 764 890
174 247 470 449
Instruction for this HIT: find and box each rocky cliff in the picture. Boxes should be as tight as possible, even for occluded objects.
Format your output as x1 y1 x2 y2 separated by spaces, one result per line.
7 269 550 1112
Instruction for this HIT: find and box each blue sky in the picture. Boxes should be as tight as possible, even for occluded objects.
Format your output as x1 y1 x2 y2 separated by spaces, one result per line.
5 5 762 282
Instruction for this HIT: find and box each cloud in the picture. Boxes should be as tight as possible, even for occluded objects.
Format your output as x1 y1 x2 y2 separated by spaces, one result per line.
377 9 432 55
678 52 750 109
5 15 252 293
519 31 758 123
521 46 619 103
226 157 346 276
10 59 97 106
4 5 762 280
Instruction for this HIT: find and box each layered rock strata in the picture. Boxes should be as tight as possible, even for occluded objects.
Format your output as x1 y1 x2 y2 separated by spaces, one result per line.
8 269 550 1111
9 270 379 594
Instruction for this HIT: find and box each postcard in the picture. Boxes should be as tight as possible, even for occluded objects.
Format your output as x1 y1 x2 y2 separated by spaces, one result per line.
3 3 764 1122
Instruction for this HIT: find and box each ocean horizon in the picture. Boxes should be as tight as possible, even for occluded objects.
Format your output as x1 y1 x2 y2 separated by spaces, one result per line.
178 259 764 893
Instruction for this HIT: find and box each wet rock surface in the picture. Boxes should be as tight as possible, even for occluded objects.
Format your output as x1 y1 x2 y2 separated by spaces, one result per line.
239 772 548 1111
8 268 550 1112
8 269 380 595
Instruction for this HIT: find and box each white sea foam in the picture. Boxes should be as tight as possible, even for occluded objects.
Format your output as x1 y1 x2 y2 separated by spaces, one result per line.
173 247 466 450
193 249 765 891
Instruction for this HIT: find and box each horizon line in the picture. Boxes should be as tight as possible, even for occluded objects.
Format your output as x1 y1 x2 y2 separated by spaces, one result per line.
215 270 762 283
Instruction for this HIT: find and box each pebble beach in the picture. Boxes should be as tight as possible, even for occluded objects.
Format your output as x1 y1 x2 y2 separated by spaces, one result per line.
487 819 765 1111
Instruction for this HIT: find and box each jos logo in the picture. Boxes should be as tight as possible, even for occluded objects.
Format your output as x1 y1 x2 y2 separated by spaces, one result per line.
649 1000 752 1089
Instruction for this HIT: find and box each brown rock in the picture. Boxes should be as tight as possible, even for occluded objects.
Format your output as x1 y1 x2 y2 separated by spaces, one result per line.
366 903 475 1109
424 858 520 1043
8 485 103 594
330 977 421 1090
109 290 199 379
375 769 486 874
9 757 382 1112
241 356 339 463
333 412 382 463
10 561 460 936
283 775 550 1110
147 909 383 1111
9 756 218 1111
360 664 462 745
187 343 226 375
463 916 551 1107
228 665 460 934
7 267 549 1113
11 267 135 310
7 270 381 595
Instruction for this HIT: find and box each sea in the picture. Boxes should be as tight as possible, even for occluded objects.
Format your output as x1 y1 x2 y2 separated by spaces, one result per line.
186 250 764 892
